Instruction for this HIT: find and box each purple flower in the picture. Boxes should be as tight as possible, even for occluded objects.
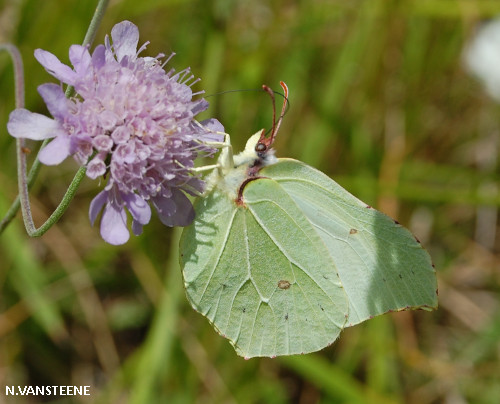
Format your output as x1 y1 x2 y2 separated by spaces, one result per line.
7 21 224 245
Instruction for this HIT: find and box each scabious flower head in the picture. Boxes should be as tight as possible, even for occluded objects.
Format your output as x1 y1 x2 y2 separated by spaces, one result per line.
7 21 224 245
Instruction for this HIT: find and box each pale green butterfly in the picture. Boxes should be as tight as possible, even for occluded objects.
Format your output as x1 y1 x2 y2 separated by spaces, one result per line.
180 82 437 359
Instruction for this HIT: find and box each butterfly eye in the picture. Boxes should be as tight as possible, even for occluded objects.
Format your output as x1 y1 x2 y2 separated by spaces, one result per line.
255 143 267 152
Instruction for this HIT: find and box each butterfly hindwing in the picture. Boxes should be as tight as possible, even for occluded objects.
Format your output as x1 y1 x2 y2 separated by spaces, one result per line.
181 177 348 358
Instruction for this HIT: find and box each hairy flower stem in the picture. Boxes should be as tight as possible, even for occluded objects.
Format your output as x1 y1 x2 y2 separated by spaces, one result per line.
0 44 28 232
0 0 110 236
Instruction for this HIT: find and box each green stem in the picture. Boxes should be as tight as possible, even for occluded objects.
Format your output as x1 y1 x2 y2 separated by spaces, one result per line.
0 0 110 237
0 43 26 233
23 165 90 237
82 0 110 47
0 44 24 108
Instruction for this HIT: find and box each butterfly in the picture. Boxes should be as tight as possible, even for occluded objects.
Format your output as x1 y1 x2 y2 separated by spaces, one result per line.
180 82 437 358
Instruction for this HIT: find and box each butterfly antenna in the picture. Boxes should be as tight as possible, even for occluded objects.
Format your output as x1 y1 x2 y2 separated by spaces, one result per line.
274 81 288 138
262 84 277 147
260 81 289 149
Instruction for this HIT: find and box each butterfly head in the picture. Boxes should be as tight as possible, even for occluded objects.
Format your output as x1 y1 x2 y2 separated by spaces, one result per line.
234 81 289 169
234 131 275 167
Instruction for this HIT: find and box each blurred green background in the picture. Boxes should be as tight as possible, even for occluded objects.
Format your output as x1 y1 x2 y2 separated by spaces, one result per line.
1 0 499 403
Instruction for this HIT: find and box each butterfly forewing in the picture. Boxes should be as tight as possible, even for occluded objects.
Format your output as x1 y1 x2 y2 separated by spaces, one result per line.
260 158 438 326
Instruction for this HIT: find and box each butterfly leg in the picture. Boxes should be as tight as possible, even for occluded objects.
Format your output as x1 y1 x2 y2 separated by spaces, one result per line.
177 132 235 175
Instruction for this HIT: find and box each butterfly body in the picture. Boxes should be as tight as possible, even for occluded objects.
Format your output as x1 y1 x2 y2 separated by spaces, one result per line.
205 131 277 201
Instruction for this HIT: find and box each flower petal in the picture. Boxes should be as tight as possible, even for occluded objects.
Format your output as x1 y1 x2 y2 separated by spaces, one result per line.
38 83 69 120
183 176 205 196
131 220 144 236
111 126 131 144
111 21 139 61
93 135 114 152
101 201 129 245
200 118 224 133
99 110 119 130
91 45 106 69
38 135 71 165
151 194 176 223
86 157 107 179
89 190 109 225
7 109 61 140
69 45 92 77
154 189 194 227
169 189 196 226
34 49 77 85
123 193 151 225
199 118 226 142
191 99 209 115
